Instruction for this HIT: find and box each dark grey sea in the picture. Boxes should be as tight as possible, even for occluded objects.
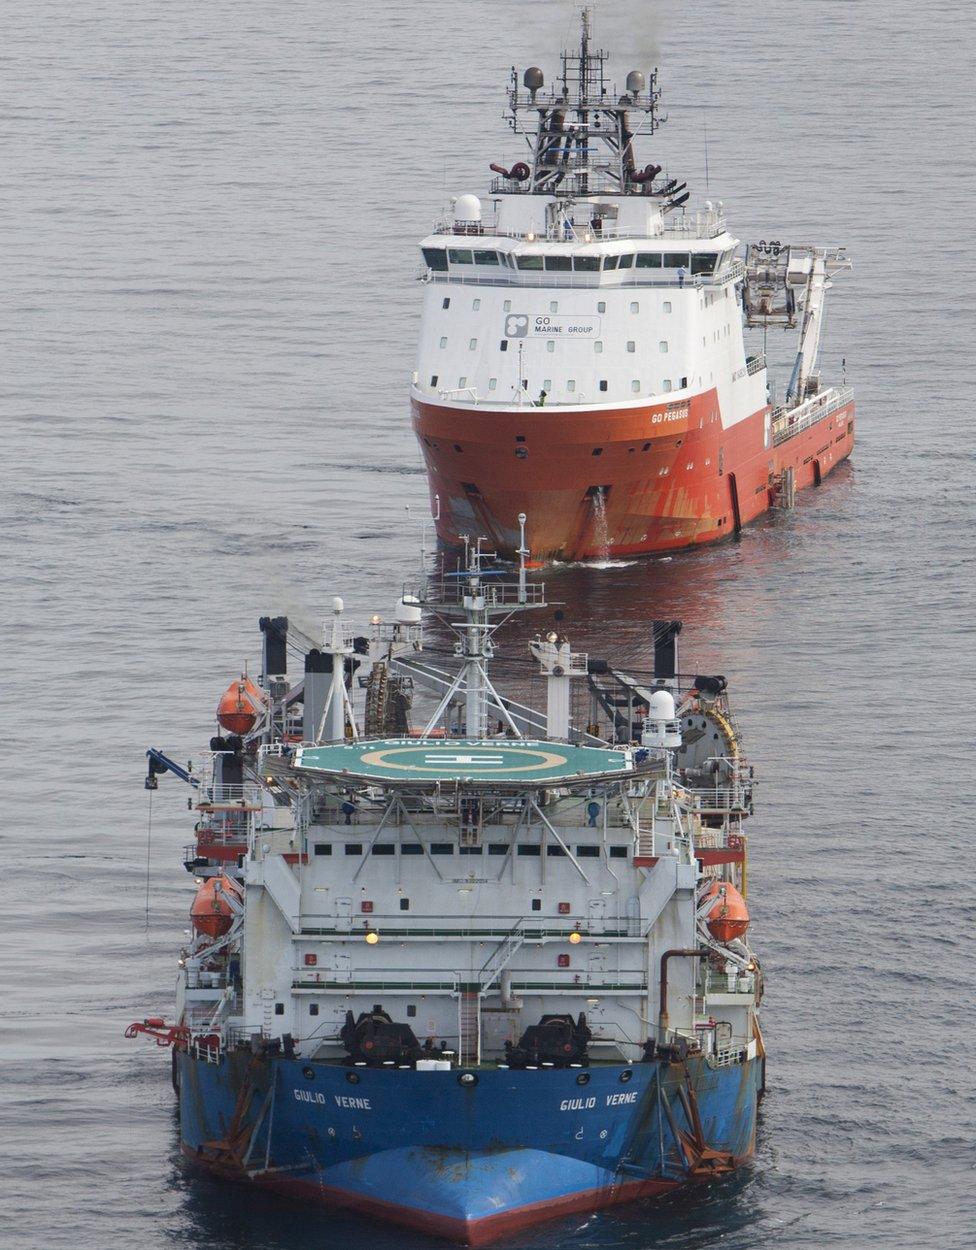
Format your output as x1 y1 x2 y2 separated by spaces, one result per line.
3 1 974 1247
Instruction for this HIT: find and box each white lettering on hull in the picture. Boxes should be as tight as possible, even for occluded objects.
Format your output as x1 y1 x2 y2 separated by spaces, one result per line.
293 1090 373 1110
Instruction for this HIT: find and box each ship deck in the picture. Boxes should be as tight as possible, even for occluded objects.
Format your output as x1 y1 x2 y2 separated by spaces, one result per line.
293 737 633 787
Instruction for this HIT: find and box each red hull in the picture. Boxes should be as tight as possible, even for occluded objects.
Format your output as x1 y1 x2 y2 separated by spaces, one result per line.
412 390 854 559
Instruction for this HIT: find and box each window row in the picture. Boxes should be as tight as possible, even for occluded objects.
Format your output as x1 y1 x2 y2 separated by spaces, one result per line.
429 377 687 396
314 841 630 857
438 337 672 353
423 246 734 275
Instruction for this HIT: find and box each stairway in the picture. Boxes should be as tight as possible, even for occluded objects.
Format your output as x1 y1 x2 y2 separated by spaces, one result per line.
458 992 481 1066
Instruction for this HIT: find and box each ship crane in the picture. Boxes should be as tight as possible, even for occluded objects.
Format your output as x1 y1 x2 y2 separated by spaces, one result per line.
742 242 852 403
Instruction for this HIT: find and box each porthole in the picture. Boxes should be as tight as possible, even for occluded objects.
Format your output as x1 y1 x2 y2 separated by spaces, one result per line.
302 1066 316 1080
458 1072 478 1087
619 1070 633 1084
345 1071 361 1085
576 1072 591 1086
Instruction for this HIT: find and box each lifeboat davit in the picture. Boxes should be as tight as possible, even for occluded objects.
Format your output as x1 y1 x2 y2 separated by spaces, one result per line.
216 676 264 735
702 880 750 943
190 875 243 938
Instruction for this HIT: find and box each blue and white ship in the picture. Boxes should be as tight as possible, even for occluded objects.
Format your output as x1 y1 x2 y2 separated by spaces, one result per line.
133 534 765 1243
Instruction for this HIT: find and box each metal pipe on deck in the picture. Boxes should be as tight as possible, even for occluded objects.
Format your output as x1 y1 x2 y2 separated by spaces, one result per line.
658 947 710 1037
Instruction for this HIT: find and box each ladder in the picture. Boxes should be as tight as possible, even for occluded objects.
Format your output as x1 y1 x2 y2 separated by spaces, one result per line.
478 923 525 994
458 992 481 1066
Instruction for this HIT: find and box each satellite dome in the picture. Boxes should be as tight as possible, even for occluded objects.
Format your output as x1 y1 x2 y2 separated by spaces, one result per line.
453 193 482 223
523 66 544 91
625 70 646 95
647 689 676 721
395 595 422 625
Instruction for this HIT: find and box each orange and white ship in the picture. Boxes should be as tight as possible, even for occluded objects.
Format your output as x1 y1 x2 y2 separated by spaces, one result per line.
411 13 854 560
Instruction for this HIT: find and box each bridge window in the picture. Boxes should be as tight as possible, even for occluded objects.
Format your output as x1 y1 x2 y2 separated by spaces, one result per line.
503 299 512 312
448 248 473 264
663 301 672 313
604 255 619 270
422 247 448 272
636 253 662 268
609 846 628 858
459 846 483 855
516 255 544 270
659 341 669 353
344 844 362 855
488 843 508 855
663 252 691 269
663 379 673 393
431 843 453 855
546 845 566 856
309 1003 319 1016
401 844 422 856
546 341 555 353
439 337 447 349
630 302 640 313
691 253 717 275
544 255 571 271
430 375 438 386
518 845 541 857
442 297 450 309
488 378 497 391
500 340 508 351
314 844 331 856
597 300 606 312
458 377 467 387
599 380 608 392
469 339 477 350
576 845 600 857
618 253 634 268
574 256 600 272
631 380 641 393
472 298 481 310
567 379 577 393
627 340 635 353
473 250 499 265
550 300 558 312
371 844 395 855
594 341 603 353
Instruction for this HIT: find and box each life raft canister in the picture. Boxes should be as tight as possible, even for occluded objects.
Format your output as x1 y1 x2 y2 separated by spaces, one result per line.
701 879 750 943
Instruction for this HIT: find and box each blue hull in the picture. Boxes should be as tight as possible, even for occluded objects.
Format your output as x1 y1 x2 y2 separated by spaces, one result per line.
178 1053 760 1242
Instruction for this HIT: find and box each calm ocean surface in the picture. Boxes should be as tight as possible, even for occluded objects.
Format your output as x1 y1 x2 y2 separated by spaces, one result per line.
2 1 974 1247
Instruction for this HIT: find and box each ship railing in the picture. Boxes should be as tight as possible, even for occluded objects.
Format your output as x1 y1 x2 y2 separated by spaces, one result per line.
680 786 753 815
444 203 729 239
746 353 766 376
403 577 547 608
195 782 264 810
421 266 741 291
703 966 757 998
693 827 747 852
771 386 854 446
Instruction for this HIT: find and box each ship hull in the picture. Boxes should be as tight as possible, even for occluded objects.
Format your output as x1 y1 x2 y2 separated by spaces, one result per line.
412 390 854 560
178 1051 761 1243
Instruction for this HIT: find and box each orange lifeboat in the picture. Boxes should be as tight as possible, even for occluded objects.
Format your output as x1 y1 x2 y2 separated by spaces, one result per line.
701 880 750 943
216 676 264 735
190 874 243 938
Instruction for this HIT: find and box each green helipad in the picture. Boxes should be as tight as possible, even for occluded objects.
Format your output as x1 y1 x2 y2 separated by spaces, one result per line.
294 738 632 786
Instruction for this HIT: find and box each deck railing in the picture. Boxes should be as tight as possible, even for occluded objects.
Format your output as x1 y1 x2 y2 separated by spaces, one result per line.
771 386 854 446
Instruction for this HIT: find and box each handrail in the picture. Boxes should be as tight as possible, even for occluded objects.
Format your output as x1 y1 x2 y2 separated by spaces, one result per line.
771 386 854 446
421 263 743 291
